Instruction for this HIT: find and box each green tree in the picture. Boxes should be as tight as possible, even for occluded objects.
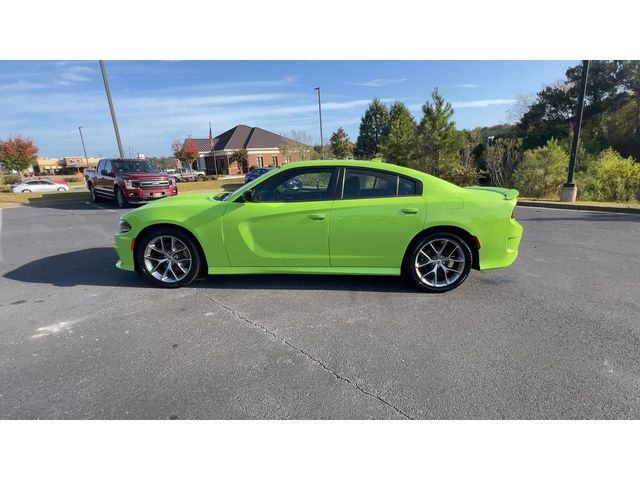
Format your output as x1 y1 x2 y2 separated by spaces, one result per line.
354 98 390 159
513 139 568 198
0 136 39 180
484 138 523 187
583 148 640 202
229 149 248 173
329 127 354 159
416 88 460 177
380 101 417 167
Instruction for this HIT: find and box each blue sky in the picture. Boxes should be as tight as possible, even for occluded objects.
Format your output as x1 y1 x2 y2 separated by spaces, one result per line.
0 60 577 158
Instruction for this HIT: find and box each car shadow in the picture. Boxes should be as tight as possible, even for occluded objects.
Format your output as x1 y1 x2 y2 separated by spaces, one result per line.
3 247 412 292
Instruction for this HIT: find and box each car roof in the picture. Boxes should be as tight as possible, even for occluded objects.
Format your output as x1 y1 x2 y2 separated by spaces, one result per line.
278 159 431 180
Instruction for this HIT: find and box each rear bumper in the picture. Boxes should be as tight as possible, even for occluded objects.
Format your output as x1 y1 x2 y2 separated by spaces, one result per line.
477 218 523 270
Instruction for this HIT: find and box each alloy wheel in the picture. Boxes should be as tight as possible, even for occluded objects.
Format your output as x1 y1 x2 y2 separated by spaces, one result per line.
143 235 193 284
414 237 466 288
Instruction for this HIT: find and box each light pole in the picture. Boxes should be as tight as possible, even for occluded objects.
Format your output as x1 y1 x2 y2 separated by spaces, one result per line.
78 126 88 170
99 60 125 159
561 60 590 202
314 87 324 159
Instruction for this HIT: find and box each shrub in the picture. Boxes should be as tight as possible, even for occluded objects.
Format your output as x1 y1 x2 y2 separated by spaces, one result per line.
63 176 84 183
2 174 21 185
513 139 568 198
204 175 218 181
583 149 640 202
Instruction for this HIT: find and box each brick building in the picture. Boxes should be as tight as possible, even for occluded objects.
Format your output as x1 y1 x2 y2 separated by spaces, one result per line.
188 125 310 175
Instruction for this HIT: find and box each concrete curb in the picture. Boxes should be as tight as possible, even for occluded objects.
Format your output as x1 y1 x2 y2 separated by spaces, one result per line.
518 200 640 215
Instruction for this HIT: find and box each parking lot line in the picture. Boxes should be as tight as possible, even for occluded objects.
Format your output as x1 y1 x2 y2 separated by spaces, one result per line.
84 201 121 215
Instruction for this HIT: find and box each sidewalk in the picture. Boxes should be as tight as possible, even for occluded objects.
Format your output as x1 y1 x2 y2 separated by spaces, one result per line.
518 199 640 214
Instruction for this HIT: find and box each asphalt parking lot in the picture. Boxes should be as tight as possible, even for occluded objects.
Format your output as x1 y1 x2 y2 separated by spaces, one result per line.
0 201 638 419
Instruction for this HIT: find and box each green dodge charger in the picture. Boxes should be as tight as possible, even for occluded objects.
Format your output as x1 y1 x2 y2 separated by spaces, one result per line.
114 160 523 292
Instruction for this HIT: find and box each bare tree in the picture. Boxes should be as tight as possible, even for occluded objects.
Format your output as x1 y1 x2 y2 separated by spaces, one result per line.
484 138 523 187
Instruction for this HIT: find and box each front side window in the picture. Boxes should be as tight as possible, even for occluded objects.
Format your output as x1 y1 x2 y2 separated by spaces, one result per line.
252 168 337 203
342 169 398 199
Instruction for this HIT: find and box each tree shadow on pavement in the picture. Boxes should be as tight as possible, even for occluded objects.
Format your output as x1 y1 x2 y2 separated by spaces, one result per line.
3 247 412 292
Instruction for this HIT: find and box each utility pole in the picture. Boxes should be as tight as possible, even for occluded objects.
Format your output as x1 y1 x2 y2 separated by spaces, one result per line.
561 60 590 202
99 60 125 159
314 87 324 159
78 126 88 170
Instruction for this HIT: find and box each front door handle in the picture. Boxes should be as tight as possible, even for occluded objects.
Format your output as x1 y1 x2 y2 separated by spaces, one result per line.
401 208 418 214
308 213 326 220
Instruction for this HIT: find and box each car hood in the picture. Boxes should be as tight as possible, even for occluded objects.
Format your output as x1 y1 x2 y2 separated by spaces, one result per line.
119 173 172 180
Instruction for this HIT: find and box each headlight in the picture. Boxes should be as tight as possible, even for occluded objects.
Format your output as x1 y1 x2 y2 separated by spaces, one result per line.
119 220 132 233
168 178 175 186
124 180 140 189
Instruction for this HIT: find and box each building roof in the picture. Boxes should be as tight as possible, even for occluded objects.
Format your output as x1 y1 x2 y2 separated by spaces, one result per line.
188 125 302 153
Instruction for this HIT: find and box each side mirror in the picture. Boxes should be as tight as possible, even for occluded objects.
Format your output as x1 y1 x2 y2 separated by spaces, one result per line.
242 189 254 202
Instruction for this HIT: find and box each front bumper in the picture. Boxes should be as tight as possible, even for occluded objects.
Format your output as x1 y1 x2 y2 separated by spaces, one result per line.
121 186 178 204
114 232 136 272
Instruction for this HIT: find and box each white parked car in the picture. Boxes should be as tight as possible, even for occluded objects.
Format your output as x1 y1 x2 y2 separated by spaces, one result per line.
11 179 70 193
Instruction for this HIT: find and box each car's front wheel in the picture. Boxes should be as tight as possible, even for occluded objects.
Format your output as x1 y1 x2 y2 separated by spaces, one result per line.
405 232 472 293
136 228 202 288
115 188 129 208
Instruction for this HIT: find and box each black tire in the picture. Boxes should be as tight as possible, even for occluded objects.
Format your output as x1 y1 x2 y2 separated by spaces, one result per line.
57 187 65 192
403 232 472 293
135 228 202 288
21 189 31 193
89 184 101 203
198 175 205 181
115 187 129 209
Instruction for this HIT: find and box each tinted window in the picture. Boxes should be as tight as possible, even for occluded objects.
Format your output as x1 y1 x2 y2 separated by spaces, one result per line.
252 168 337 202
103 160 113 175
342 169 397 199
398 176 419 196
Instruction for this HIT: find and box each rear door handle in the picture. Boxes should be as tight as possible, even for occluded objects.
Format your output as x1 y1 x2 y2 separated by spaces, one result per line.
308 213 326 220
401 208 418 214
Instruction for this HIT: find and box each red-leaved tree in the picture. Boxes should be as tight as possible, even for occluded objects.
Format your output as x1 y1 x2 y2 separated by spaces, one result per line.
0 136 39 179
172 139 199 167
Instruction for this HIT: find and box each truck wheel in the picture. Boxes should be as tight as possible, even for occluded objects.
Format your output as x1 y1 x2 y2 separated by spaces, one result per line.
136 228 202 288
198 175 205 181
89 184 101 202
115 188 129 208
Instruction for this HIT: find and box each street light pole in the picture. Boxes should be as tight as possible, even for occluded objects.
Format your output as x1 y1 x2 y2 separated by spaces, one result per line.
561 60 590 202
314 87 324 159
78 126 88 170
99 60 125 159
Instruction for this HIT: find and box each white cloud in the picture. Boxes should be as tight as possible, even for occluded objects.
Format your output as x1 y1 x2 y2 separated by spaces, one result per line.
450 83 480 88
350 78 407 87
452 98 516 108
58 65 95 84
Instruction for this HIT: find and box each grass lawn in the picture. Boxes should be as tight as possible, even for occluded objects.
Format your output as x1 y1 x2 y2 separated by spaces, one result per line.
0 178 244 207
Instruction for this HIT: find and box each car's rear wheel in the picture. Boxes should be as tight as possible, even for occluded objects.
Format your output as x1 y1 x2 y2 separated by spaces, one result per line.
115 187 129 208
136 228 202 288
404 232 472 293
21 189 31 193
57 187 65 192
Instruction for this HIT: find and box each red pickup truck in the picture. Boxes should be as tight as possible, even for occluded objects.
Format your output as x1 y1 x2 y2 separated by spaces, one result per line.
85 158 178 208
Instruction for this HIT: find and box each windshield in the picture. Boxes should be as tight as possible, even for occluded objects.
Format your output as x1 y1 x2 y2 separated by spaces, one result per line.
113 161 162 174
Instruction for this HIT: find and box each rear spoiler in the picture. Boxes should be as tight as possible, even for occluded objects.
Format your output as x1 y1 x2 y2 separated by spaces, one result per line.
464 186 519 200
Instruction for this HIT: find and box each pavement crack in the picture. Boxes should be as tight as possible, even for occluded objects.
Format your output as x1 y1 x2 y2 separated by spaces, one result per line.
195 289 413 419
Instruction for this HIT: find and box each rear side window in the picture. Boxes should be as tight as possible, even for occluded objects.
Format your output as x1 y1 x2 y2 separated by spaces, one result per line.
342 169 397 199
398 176 419 196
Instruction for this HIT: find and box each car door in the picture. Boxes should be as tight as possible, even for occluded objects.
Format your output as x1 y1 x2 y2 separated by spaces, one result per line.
222 167 339 267
96 160 114 197
329 167 426 268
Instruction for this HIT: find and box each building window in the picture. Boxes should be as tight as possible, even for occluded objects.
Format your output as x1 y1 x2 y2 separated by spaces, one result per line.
256 156 264 167
271 155 278 166
285 156 292 164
